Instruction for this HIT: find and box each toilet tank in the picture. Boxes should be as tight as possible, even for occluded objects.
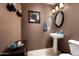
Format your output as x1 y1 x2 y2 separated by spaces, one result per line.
68 40 79 56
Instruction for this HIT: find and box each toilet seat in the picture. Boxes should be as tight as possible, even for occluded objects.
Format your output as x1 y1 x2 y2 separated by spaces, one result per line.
59 53 72 56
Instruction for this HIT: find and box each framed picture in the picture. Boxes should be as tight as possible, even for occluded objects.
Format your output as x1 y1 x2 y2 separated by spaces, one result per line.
28 10 40 23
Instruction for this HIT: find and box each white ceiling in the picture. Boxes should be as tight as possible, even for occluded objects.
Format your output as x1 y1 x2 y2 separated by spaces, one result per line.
46 3 56 5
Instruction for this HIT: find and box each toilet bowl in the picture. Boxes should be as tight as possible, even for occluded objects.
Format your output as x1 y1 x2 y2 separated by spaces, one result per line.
59 39 79 56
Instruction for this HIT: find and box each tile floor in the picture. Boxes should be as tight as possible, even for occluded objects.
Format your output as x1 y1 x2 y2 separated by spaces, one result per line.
28 48 60 56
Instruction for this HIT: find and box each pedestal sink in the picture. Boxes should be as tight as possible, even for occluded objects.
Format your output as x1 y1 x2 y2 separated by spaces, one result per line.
49 33 64 55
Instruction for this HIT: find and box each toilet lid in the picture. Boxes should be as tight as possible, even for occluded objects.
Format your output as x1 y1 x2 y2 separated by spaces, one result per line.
59 54 72 56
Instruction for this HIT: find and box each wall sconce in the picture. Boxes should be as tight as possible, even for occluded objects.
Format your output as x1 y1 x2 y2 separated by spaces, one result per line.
6 3 17 12
55 6 59 11
6 3 22 17
52 3 64 15
16 10 22 17
59 3 64 9
52 9 55 14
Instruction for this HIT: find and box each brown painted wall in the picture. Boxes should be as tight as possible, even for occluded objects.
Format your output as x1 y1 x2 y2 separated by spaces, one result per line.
57 4 79 53
0 4 21 52
21 3 54 51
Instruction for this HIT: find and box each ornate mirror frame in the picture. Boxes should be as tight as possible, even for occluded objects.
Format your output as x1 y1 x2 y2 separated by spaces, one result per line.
54 10 64 28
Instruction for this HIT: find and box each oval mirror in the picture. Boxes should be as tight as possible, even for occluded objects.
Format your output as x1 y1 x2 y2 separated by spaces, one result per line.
54 11 64 28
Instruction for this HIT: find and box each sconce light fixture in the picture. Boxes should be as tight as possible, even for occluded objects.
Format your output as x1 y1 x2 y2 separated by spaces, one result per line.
6 3 22 17
52 9 55 14
6 3 17 12
16 10 22 17
59 3 64 9
55 6 59 11
52 3 64 15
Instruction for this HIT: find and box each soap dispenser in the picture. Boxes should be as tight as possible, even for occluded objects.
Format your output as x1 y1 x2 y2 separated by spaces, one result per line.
43 21 48 32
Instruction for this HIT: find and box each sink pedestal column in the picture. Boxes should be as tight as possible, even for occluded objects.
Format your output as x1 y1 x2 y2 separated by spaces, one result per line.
49 33 64 55
53 38 58 55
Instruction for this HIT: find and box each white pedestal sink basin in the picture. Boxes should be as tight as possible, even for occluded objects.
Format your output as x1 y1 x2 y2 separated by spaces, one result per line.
49 33 64 39
49 33 64 55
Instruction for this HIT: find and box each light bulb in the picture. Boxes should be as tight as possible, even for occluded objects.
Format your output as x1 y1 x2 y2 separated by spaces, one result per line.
59 3 64 8
55 6 59 11
52 9 55 14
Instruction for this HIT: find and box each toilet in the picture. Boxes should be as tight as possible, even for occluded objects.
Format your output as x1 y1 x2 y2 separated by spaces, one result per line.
59 39 79 56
